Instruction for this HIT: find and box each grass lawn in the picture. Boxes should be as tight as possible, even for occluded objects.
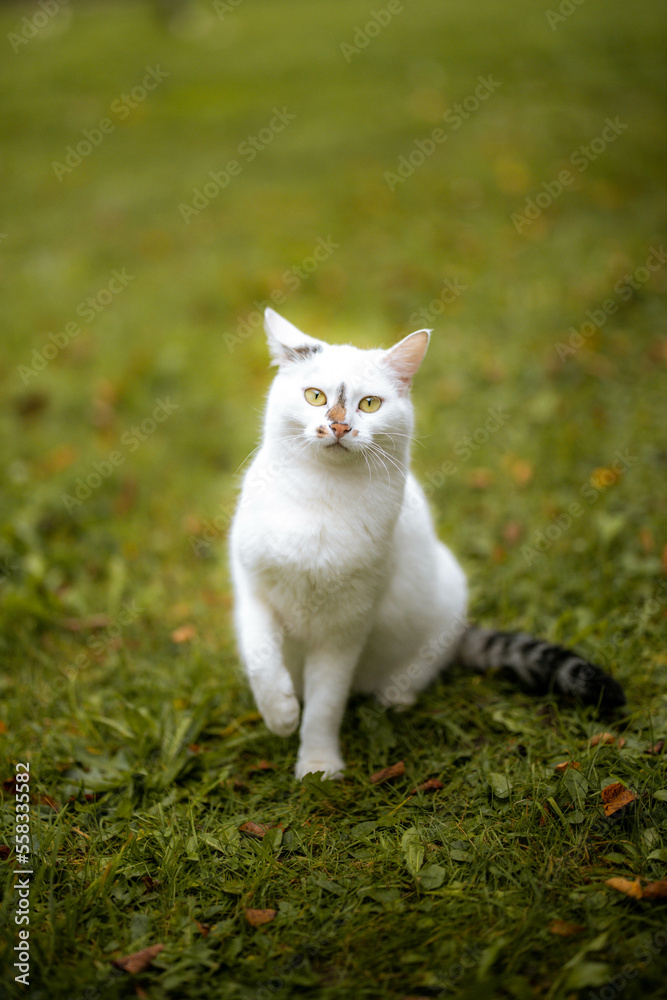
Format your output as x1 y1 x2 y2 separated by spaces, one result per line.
0 0 666 997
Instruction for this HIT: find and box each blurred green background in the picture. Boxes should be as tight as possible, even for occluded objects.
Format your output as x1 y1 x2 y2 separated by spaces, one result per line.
0 1 666 996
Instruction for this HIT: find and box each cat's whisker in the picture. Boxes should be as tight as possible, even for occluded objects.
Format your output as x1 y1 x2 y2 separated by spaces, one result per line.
363 444 393 485
366 442 410 479
233 442 264 478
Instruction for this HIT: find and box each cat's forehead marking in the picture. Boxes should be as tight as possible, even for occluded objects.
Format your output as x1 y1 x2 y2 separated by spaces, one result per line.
326 383 347 423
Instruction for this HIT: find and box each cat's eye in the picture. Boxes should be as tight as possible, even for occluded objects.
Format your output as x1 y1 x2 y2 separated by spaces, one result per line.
359 396 382 413
304 387 327 406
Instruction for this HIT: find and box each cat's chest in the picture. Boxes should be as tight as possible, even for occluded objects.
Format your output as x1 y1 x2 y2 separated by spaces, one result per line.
236 467 396 589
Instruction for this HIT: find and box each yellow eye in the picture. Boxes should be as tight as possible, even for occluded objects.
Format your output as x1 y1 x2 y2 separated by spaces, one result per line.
359 396 382 413
304 387 327 406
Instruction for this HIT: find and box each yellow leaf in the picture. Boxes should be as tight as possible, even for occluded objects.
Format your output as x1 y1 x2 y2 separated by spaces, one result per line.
605 877 642 899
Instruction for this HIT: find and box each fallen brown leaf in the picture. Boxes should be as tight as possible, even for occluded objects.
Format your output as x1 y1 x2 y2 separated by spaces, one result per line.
548 919 585 937
58 614 111 632
510 458 533 486
0 845 10 860
590 732 621 747
0 721 7 734
170 624 196 644
603 785 636 821
142 875 160 892
646 740 665 756
239 821 269 839
244 908 277 927
113 943 165 974
642 880 667 900
601 782 625 802
370 760 405 784
195 920 211 936
410 778 444 795
502 521 524 545
467 468 493 490
554 761 581 773
247 759 277 772
606 877 642 900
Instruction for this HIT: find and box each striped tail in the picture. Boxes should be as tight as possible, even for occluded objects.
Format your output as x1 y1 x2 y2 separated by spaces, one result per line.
456 626 626 709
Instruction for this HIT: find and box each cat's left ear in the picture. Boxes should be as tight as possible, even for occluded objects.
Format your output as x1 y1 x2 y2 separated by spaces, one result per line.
382 329 431 394
264 308 326 367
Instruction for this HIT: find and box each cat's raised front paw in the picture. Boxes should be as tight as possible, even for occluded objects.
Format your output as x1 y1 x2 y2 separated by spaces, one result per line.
295 754 345 781
260 691 300 737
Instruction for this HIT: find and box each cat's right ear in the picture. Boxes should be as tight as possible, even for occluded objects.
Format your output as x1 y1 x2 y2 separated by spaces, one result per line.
382 328 431 394
264 308 325 367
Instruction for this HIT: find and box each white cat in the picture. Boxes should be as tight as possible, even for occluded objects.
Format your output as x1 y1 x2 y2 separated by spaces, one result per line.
230 309 624 779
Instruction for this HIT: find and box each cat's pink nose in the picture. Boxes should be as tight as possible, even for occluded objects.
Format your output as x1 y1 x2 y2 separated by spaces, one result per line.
330 422 350 440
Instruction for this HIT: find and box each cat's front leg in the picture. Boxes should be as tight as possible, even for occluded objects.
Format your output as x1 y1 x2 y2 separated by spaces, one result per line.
295 644 362 780
235 586 300 738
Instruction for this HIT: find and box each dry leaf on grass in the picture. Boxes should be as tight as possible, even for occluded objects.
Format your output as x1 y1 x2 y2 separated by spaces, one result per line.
113 943 165 974
606 877 642 900
604 878 667 901
244 908 277 927
58 614 111 632
195 920 211 936
554 761 581 773
642 880 667 900
247 759 277 772
646 740 665 756
410 778 444 795
239 821 269 839
590 732 625 748
0 845 11 860
548 919 585 937
601 782 636 820
170 624 197 644
370 760 405 784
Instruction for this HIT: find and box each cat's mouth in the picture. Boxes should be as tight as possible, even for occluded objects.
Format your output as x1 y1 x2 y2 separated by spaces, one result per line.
326 440 349 450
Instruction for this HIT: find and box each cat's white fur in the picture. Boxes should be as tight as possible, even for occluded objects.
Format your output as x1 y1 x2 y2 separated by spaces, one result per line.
230 308 468 779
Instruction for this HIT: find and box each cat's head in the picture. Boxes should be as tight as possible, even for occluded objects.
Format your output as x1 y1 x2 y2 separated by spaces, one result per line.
262 308 430 467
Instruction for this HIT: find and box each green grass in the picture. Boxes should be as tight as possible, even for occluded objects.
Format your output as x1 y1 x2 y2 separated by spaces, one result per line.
1 0 666 997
